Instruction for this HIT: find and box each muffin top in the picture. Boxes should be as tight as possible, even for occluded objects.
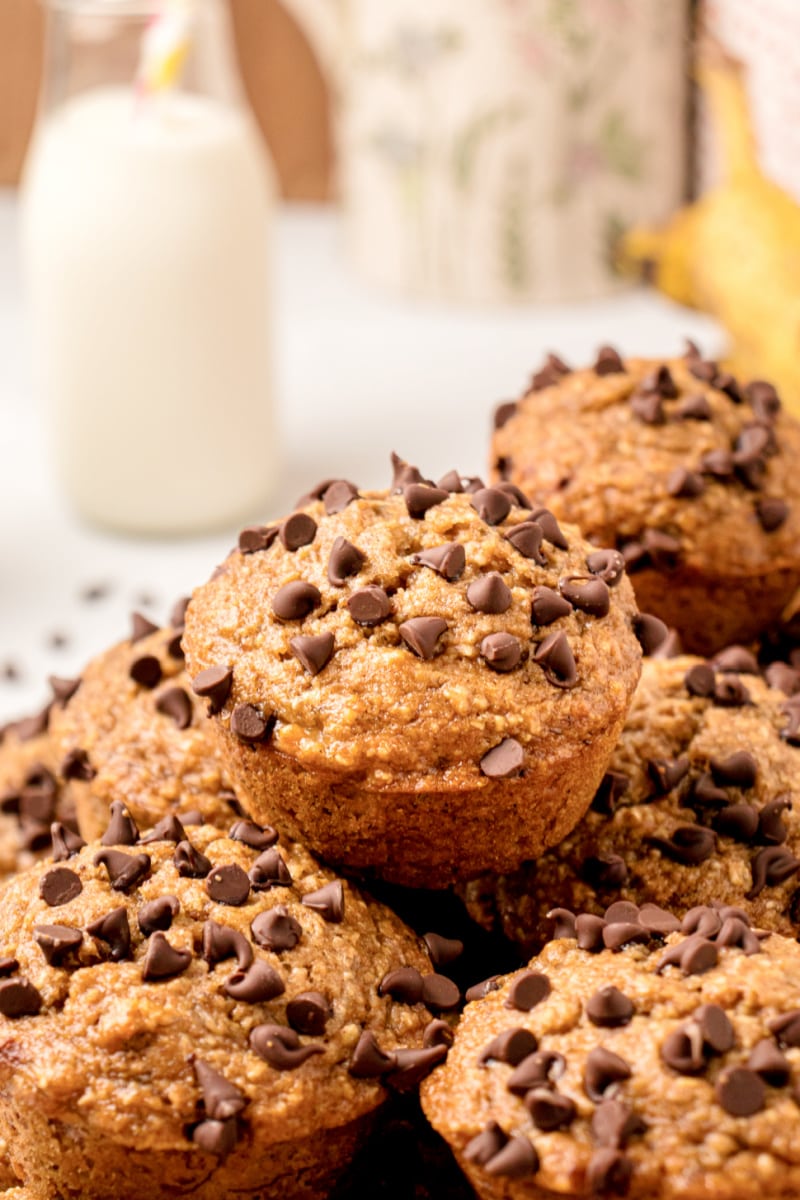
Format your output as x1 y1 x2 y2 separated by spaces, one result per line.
422 902 800 1200
183 460 642 787
464 651 800 956
49 611 242 834
491 346 800 576
0 813 448 1158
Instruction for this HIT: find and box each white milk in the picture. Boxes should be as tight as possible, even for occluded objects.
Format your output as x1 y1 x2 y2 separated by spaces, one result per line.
21 87 276 534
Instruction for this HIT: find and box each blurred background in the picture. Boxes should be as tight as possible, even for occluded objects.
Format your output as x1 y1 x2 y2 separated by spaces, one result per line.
1 0 798 720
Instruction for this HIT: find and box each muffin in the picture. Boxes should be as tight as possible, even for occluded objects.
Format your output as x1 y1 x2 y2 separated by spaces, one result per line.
49 611 244 840
463 651 800 958
0 814 449 1199
490 345 800 655
183 460 644 887
422 900 800 1199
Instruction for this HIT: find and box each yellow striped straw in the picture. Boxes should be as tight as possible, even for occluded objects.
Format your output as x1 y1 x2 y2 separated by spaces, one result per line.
136 0 193 96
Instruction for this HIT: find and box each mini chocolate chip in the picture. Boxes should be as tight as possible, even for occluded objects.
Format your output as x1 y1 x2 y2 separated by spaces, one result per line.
94 849 150 892
467 573 512 614
506 970 550 1012
101 801 139 847
174 840 211 879
661 1022 706 1074
471 487 512 526
715 370 743 402
399 617 447 660
480 632 522 673
684 663 716 697
129 655 162 689
302 880 344 922
647 755 690 795
696 1004 735 1052
437 469 465 492
658 934 718 976
50 822 85 861
207 864 251 906
630 389 665 425
423 1019 454 1049
710 751 757 787
328 536 366 586
747 845 800 898
142 931 191 981
530 352 570 391
421 974 460 1011
296 477 336 505
49 675 80 705
480 738 524 779
586 1149 633 1196
202 919 252 971
131 611 159 643
139 895 180 936
482 1134 538 1179
525 1089 576 1132
757 498 790 532
239 525 278 554
140 814 187 844
667 467 705 498
503 521 546 565
530 507 569 550
286 992 331 1036
716 917 762 955
40 866 82 906
548 907 577 939
464 1122 507 1166
651 628 683 659
591 771 629 815
602 922 649 952
290 632 335 676
677 393 712 420
229 819 278 851
224 960 285 1003
746 379 781 419
389 1044 451 1092
604 901 643 924
191 665 233 714
349 1030 396 1078
586 987 635 1028
405 484 449 519
479 1028 538 1066
716 1066 765 1116
531 586 572 626
584 1048 631 1102
348 586 392 626
85 907 131 960
747 1039 790 1086
643 529 681 570
193 1059 246 1120
582 855 629 890
34 923 83 966
494 401 517 429
507 1049 565 1094
642 364 678 398
700 448 734 478
61 748 95 782
576 914 607 953
713 804 759 842
379 967 424 1004
757 797 790 845
682 907 722 937
230 703 272 744
649 825 716 866
250 905 302 952
250 1023 324 1070
191 1117 237 1159
594 345 625 375
464 975 502 1003
280 512 317 551
586 549 625 587
714 646 759 675
769 1011 800 1048
0 978 42 1018
591 1100 645 1148
534 630 577 688
559 576 610 617
272 581 321 621
766 662 800 695
633 613 669 655
249 847 292 890
411 542 466 581
155 686 193 730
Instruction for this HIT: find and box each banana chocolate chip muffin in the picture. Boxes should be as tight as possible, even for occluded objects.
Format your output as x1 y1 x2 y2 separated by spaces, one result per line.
491 345 800 655
49 609 244 841
464 650 800 959
183 458 644 888
422 901 800 1200
0 812 449 1199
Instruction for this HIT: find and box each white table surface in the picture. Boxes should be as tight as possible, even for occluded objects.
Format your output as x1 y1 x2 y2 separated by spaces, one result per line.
0 188 721 724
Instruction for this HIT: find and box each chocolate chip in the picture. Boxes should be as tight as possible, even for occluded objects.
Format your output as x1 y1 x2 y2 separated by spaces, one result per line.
140 814 187 845
464 1122 506 1167
533 630 578 688
586 1149 633 1196
604 901 643 925
230 703 272 744
101 801 139 847
94 849 150 892
713 646 759 674
696 1004 735 1053
272 581 322 622
129 655 162 689
250 905 302 952
584 550 624 589
279 513 317 551
766 662 800 695
421 974 460 1011
559 576 610 617
286 992 331 1037
296 477 337 505
716 917 762 955
86 907 131 960
677 392 712 420
40 866 82 906
141 931 191 981
34 923 83 966
506 970 550 1012
467 573 512 614
747 1039 790 1086
60 748 95 782
480 738 524 779
239 525 278 554
174 840 211 879
464 975 502 1003
682 906 722 938
437 469 465 493
649 825 716 866
139 895 180 936
225 959 285 1003
591 772 629 816
348 586 392 626
689 356 718 383
747 846 800 898
349 1030 396 1078
710 751 757 788
504 521 546 564
630 390 665 425
250 1023 323 1070
576 913 607 953
684 663 716 697
657 934 718 976
643 364 678 398
190 666 233 714
13 706 51 742
302 880 344 922
494 401 517 429
478 1028 538 1066
389 1043 451 1088
248 847 292 891
661 1022 706 1074
0 978 42 1018
507 1049 565 1094
548 907 577 939
757 797 791 845
530 352 570 391
50 822 85 861
193 1059 246 1121
0 959 18 977
131 611 159 643
49 675 80 706
328 536 366 587
525 1088 576 1132
229 819 278 851
746 380 781 421
768 1011 800 1048
480 632 523 673
202 920 252 972
399 617 447 660
482 1134 538 1179
191 1118 237 1159
586 987 635 1028
713 803 759 842
632 613 669 655
154 686 193 730
471 487 512 526
584 1048 631 1102
643 529 682 570
647 755 690 795
781 696 800 745
594 345 625 375
700 448 734 478
530 507 569 550
423 1019 454 1049
602 921 648 952
582 855 629 890
379 967 424 1004
591 1100 645 1149
411 542 466 581
206 864 250 906
716 1066 765 1116
288 632 335 676
404 484 449 519
757 498 790 532
530 588 572 630
667 467 705 498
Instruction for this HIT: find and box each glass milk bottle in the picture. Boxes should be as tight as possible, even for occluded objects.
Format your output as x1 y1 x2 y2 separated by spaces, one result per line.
21 0 277 534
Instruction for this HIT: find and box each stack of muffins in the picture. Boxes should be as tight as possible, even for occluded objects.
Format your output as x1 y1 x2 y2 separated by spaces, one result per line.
3 344 800 1199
